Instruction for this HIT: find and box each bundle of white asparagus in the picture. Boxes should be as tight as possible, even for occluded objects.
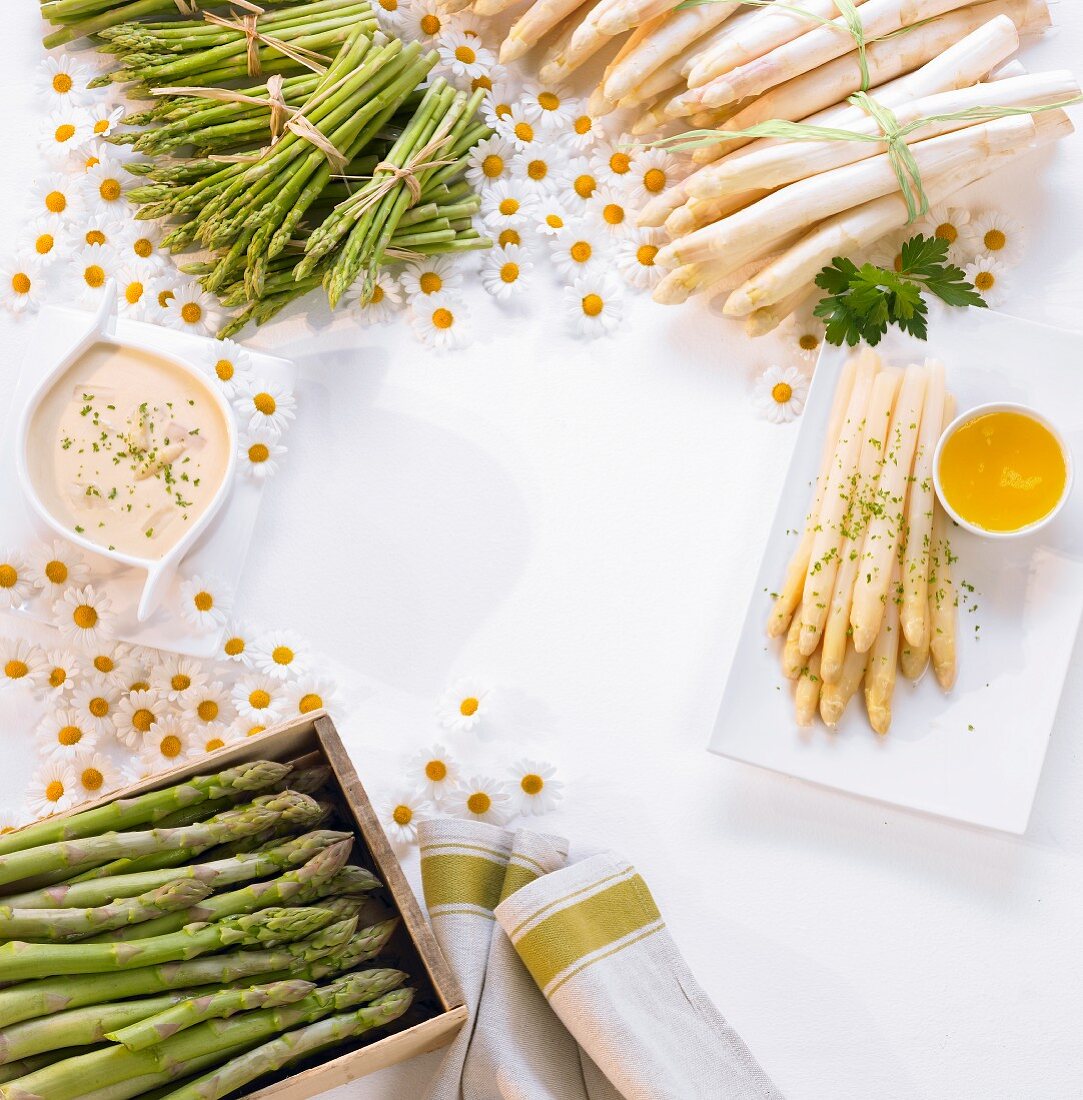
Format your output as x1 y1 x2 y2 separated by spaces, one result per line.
770 349 958 734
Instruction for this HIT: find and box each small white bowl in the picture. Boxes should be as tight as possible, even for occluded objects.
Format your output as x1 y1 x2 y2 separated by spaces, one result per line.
15 284 237 621
932 401 1073 540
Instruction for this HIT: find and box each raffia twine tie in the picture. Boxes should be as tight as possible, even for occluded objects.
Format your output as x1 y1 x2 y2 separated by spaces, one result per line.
342 131 458 220
203 5 330 79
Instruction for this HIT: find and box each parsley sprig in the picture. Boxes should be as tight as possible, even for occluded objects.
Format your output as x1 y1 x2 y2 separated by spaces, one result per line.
813 233 986 347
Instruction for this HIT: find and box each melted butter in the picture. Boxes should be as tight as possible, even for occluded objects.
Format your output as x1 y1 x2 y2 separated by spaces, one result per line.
29 342 229 560
938 410 1067 533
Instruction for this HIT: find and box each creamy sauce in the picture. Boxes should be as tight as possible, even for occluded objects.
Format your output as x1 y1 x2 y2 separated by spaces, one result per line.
29 342 230 560
938 410 1067 533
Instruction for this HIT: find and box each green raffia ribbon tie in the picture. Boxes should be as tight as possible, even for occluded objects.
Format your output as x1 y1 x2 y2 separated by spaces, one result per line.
849 91 925 222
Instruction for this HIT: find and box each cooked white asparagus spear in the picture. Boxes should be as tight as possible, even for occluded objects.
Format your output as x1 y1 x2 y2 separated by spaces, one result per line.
797 349 880 656
820 640 870 728
766 355 859 638
821 368 901 683
795 649 823 727
900 361 947 649
721 107 1069 315
899 632 930 681
929 395 958 690
782 613 805 680
500 0 594 63
657 114 1035 269
850 363 928 653
864 561 902 734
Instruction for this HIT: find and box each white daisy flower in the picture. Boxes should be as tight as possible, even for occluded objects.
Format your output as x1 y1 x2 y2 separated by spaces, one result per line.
963 253 1010 305
238 431 287 479
437 677 491 733
76 139 114 174
753 365 809 424
37 707 98 760
219 619 256 665
237 719 273 739
469 61 508 99
0 549 34 608
403 0 455 44
0 638 48 692
69 749 121 803
615 227 666 289
481 179 530 228
522 83 575 131
250 630 308 680
450 776 512 826
552 158 599 214
0 806 26 836
41 106 88 162
625 147 682 208
115 265 154 318
371 0 406 32
380 787 433 845
232 673 287 724
282 675 338 719
28 539 91 599
497 105 541 153
85 642 139 687
234 380 296 437
493 224 531 251
400 255 464 301
24 216 67 265
71 681 122 736
550 223 609 280
182 681 235 729
356 269 404 325
591 134 638 189
204 338 252 398
510 759 564 816
69 244 113 306
437 28 495 81
192 726 241 756
969 212 1023 265
412 293 471 351
466 134 514 190
510 150 559 195
113 688 165 749
589 185 633 235
86 158 131 215
480 243 532 300
781 307 826 365
410 742 460 804
866 232 905 274
482 72 519 131
38 54 92 105
42 649 81 697
34 173 83 223
76 211 123 253
54 585 115 651
1 255 45 314
84 103 125 141
27 759 79 818
559 106 601 151
115 219 165 268
526 196 571 238
139 716 193 771
150 654 210 703
919 204 975 256
163 280 220 335
563 271 624 339
178 574 233 631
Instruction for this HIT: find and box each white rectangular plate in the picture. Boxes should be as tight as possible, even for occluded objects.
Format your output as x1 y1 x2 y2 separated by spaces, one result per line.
709 306 1083 833
0 304 294 658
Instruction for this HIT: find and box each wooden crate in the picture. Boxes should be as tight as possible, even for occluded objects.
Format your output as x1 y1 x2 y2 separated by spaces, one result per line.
10 711 466 1098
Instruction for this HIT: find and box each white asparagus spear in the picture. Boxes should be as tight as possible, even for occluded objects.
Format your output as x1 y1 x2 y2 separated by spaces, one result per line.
820 640 870 728
500 0 595 64
899 632 930 681
821 368 901 683
598 0 686 38
864 560 902 734
687 70 1078 201
850 363 928 653
686 2 1036 164
782 614 805 679
900 360 947 649
688 0 873 89
664 189 766 239
794 649 823 727
657 114 1035 269
653 235 800 303
476 0 527 15
723 107 1070 315
797 349 880 656
538 13 614 83
743 287 814 336
929 394 958 691
669 0 981 115
766 355 859 638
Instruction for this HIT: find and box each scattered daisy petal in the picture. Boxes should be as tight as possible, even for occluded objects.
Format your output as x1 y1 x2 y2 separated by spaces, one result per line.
450 776 512 825
178 574 233 631
250 630 308 680
380 786 434 845
437 677 491 733
753 365 809 424
563 271 624 339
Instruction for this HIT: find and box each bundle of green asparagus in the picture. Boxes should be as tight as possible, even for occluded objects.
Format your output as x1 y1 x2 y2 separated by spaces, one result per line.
0 759 415 1099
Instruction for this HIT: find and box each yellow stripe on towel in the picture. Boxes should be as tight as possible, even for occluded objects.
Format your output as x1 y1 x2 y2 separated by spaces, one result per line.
422 852 508 912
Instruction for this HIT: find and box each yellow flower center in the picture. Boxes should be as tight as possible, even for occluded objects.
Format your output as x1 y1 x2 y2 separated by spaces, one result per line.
132 708 155 733
643 168 666 193
367 283 385 306
602 203 624 226
771 382 793 404
130 680 150 692
538 91 560 112
471 75 492 92
248 443 270 464
298 693 323 713
419 272 443 294
498 197 519 216
11 273 31 295
272 646 294 666
81 767 104 791
420 12 441 34
636 244 658 267
432 308 454 330
466 792 491 815
974 270 995 292
459 696 479 716
581 294 604 317
570 241 592 263
52 73 73 93
4 660 28 680
935 222 958 244
73 604 98 630
609 152 631 174
482 154 504 179
171 674 191 693
393 804 413 825
89 697 110 718
134 237 154 258
159 289 174 308
181 302 203 324
215 359 234 381
379 0 397 10
514 121 534 143
246 725 266 737
425 760 447 782
455 45 476 63
798 333 819 351
197 700 219 723
45 190 67 213
205 737 225 751
45 780 65 802
94 655 114 673
573 115 592 136
500 262 519 284
35 233 54 255
250 689 271 709
574 174 595 199
527 159 547 181
93 119 109 134
49 667 67 687
125 281 144 305
545 213 563 230
0 564 17 588
224 636 245 657
58 725 83 746
55 123 76 143
85 265 106 288
253 393 276 416
99 179 121 202
498 228 521 247
193 591 214 612
160 734 182 757
984 228 1007 251
521 773 544 795
85 154 99 169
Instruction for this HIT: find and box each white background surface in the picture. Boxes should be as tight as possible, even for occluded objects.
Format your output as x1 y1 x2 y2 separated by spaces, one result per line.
3 5 1083 1099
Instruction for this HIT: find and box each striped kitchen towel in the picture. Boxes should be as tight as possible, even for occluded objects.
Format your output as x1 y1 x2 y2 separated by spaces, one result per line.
495 852 783 1100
